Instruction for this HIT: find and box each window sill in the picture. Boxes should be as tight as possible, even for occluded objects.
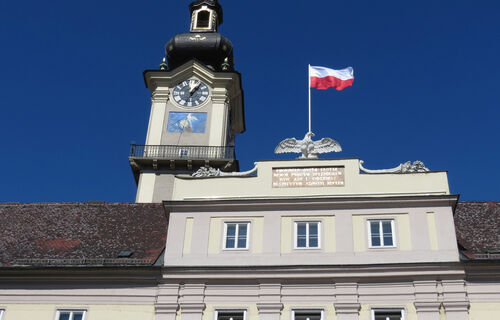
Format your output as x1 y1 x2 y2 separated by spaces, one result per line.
368 246 398 250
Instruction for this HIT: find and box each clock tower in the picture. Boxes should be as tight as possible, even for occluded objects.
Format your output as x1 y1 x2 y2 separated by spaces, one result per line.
130 0 245 203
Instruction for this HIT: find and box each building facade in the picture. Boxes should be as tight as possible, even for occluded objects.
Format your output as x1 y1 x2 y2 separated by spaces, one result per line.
0 1 499 320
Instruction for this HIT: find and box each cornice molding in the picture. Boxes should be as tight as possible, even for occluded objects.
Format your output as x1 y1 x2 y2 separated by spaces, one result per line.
256 303 284 314
155 303 180 314
163 195 460 213
179 303 206 313
414 302 441 312
333 303 361 314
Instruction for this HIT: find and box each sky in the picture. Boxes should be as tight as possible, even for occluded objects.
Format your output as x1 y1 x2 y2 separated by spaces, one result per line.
0 0 499 203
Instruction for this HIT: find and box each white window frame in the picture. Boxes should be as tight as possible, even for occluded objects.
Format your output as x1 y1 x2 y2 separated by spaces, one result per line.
55 310 87 320
371 308 405 320
192 6 214 31
294 221 321 249
214 309 247 320
292 309 324 320
367 219 396 248
223 222 250 250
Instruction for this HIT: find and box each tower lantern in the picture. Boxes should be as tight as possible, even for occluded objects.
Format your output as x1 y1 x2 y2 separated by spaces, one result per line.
189 0 223 32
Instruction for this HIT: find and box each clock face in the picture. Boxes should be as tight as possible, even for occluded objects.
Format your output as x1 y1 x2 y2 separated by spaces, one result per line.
172 79 210 108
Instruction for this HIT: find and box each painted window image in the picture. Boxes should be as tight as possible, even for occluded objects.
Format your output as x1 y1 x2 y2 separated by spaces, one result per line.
167 112 207 133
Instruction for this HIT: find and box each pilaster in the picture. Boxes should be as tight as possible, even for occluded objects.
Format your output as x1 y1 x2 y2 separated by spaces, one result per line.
179 284 206 320
442 280 469 320
156 283 180 320
257 283 283 320
209 88 229 147
413 281 441 320
334 283 360 320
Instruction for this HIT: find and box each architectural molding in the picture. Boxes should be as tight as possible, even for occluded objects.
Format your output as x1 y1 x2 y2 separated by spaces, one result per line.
256 303 284 314
333 303 361 314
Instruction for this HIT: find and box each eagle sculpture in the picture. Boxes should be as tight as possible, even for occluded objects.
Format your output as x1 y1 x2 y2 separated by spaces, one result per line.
274 132 342 159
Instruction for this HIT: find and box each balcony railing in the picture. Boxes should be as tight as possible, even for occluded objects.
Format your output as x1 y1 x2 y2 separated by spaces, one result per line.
129 144 235 161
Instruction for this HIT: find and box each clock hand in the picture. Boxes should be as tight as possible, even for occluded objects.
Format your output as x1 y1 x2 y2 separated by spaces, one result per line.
189 81 200 94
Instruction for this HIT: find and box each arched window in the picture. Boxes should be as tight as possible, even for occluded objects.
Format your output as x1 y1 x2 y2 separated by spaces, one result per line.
196 10 211 29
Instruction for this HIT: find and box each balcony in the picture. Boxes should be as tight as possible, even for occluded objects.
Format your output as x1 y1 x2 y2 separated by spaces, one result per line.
129 144 238 182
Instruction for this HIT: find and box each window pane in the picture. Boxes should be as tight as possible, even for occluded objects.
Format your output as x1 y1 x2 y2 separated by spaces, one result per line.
58 313 71 320
217 311 245 320
225 237 235 248
237 236 247 248
238 224 247 237
371 235 381 247
382 221 392 233
226 224 236 237
294 311 322 320
297 223 307 236
309 236 318 248
297 236 307 247
73 313 84 320
309 223 318 236
370 221 380 235
374 310 402 320
383 235 393 246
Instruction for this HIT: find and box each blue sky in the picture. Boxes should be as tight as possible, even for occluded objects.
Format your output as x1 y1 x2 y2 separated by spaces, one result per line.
0 0 498 202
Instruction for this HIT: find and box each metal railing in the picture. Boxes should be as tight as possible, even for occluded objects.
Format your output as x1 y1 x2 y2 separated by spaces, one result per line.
130 144 235 160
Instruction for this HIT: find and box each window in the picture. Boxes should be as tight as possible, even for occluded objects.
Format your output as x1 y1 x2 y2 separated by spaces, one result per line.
294 221 320 249
216 310 246 320
224 222 249 249
56 310 86 320
196 10 211 29
368 219 395 248
293 310 323 320
372 309 404 320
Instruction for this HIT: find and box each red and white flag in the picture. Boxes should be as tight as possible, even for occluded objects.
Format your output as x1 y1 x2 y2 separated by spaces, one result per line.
309 66 354 91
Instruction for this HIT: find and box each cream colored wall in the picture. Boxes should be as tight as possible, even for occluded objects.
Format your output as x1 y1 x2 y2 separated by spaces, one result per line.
469 303 500 320
136 173 157 203
207 217 264 254
426 212 439 251
172 159 450 201
183 217 194 255
352 213 412 252
1 304 154 320
280 216 336 254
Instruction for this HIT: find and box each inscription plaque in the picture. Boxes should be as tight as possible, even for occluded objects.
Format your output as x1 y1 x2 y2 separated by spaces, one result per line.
272 167 345 188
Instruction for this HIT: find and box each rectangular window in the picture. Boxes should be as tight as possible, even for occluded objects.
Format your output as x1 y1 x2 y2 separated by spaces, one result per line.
56 310 86 320
368 219 395 248
293 310 323 320
224 222 249 249
372 309 404 320
294 221 321 249
216 310 246 320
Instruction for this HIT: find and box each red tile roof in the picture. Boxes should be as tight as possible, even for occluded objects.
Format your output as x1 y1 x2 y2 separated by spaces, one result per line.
0 203 167 267
454 202 500 259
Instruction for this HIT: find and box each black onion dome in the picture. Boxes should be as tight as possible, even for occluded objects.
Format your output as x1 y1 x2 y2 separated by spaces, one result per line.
166 33 234 72
190 0 223 26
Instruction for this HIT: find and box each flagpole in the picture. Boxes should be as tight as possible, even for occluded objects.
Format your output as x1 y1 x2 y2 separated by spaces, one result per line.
308 64 312 133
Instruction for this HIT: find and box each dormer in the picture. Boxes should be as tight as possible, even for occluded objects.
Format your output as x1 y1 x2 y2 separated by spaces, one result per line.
189 0 223 33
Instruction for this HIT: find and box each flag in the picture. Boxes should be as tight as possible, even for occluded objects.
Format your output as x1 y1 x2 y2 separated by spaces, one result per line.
309 66 354 91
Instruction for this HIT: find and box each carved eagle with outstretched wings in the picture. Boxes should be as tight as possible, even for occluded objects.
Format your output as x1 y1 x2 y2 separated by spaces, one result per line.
274 132 342 159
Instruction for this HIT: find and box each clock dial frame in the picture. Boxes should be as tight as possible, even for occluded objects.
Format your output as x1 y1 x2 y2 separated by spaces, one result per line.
172 79 210 108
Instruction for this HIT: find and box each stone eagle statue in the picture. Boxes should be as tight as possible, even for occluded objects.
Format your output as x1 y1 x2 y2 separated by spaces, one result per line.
274 132 342 159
